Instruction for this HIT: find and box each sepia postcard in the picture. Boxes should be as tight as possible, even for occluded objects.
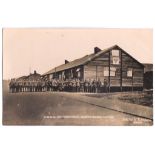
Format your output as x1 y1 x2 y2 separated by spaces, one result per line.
2 28 153 125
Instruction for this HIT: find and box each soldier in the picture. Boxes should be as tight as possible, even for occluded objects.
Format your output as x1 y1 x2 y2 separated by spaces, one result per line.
66 79 69 92
80 79 84 92
52 79 57 91
30 81 33 92
84 79 89 92
20 80 24 92
55 79 59 91
88 79 92 93
62 80 65 91
72 79 76 92
91 79 94 93
41 79 46 92
68 80 73 92
92 80 96 93
63 80 67 91
27 81 31 92
45 80 48 91
12 80 16 93
100 81 104 93
66 80 69 92
33 80 37 92
95 80 98 93
49 79 53 91
104 79 108 93
9 79 14 93
46 80 49 91
96 78 102 93
31 81 34 92
19 81 23 92
35 80 38 92
58 80 63 91
39 80 43 92
23 79 26 92
76 79 80 92
15 81 19 93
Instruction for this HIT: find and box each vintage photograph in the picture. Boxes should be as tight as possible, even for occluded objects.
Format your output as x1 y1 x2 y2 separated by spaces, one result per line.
2 28 153 125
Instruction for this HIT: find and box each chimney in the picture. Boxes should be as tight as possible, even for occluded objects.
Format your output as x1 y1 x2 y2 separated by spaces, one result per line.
65 60 69 64
94 47 102 54
34 70 37 74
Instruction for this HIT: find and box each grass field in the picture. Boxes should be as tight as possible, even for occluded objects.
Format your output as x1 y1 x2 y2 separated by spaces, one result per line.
2 80 153 125
85 91 153 107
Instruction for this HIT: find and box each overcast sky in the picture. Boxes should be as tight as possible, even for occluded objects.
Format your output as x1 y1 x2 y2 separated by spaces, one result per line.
3 28 152 79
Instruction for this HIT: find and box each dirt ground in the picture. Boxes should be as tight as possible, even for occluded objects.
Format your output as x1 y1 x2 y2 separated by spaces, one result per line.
2 81 153 126
84 90 153 107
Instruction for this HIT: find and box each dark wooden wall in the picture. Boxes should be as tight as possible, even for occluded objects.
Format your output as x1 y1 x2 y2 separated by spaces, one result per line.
84 48 144 90
84 52 109 81
122 51 144 87
49 65 84 80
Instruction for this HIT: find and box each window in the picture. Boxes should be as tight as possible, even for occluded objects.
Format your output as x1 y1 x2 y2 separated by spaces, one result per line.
70 69 73 78
62 71 65 79
112 50 119 56
127 68 132 77
112 50 120 64
59 73 62 79
78 72 81 78
104 67 116 76
110 67 116 76
76 68 81 78
104 67 109 76
49 74 53 80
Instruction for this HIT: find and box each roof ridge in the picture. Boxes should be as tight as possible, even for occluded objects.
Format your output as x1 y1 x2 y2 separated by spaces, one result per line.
42 45 118 75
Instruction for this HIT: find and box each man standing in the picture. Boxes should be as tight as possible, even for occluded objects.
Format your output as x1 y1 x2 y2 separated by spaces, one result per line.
96 78 101 93
104 79 108 93
76 79 80 92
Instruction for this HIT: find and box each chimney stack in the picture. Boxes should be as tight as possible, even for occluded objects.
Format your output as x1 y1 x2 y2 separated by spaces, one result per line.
34 70 37 74
65 60 69 64
94 47 102 54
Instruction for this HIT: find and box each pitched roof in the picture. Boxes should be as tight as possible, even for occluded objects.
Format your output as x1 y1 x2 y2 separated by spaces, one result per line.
43 45 144 75
16 71 41 81
16 76 28 81
28 73 41 80
143 63 153 73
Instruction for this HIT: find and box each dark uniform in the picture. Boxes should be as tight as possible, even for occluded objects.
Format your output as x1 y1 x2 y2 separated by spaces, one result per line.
41 80 46 92
9 79 14 93
72 80 76 92
92 80 96 93
84 80 89 92
76 79 80 92
88 79 91 93
104 79 108 93
96 79 101 93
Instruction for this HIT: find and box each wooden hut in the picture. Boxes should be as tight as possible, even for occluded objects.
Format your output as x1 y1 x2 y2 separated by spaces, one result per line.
43 45 144 92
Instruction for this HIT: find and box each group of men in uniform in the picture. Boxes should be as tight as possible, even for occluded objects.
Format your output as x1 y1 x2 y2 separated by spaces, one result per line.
9 78 108 93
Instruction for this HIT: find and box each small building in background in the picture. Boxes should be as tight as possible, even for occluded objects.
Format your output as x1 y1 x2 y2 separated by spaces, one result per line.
143 63 153 90
16 70 41 82
143 63 153 73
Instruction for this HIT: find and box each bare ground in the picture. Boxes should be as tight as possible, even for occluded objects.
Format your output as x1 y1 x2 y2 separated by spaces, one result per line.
2 81 153 126
84 90 153 107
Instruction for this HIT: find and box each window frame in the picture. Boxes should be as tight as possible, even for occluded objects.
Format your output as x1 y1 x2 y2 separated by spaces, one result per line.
104 67 116 77
127 68 133 77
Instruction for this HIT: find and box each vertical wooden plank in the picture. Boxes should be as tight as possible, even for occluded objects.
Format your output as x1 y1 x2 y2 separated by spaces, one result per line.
96 65 97 80
82 65 85 81
143 67 144 89
120 50 122 91
132 61 133 91
109 51 111 92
